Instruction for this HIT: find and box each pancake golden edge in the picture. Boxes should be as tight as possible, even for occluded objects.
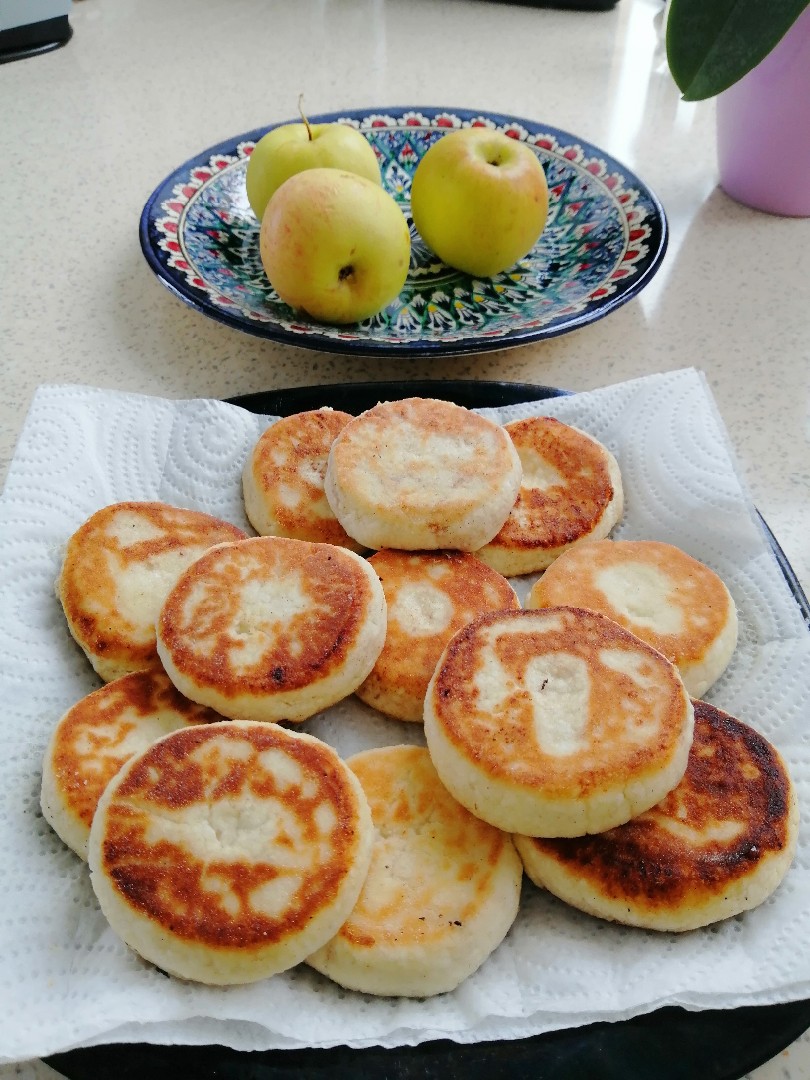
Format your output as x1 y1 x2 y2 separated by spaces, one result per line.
527 539 738 698
424 606 694 838
355 549 520 723
514 700 799 932
242 408 365 552
156 535 386 723
324 397 523 552
475 416 624 576
57 501 247 682
307 745 523 997
88 721 374 985
40 670 224 861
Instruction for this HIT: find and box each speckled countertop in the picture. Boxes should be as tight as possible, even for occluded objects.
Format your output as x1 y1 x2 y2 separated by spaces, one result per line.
1 0 808 1077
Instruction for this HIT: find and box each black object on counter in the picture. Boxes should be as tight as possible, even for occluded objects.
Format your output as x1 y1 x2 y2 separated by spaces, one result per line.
0 14 72 64
487 0 620 9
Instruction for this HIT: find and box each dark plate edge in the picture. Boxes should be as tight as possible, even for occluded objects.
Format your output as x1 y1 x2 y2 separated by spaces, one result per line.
137 107 669 358
45 379 810 1080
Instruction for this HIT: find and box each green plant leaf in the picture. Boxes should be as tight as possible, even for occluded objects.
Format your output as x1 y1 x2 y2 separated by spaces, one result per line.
666 0 810 100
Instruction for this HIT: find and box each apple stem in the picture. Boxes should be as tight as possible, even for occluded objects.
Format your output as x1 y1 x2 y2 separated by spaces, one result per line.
298 93 313 141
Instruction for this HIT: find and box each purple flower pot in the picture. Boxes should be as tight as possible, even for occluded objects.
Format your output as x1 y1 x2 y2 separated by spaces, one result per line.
716 4 810 216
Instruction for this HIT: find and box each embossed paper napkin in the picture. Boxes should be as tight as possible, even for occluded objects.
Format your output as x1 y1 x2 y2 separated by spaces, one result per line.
0 368 808 1062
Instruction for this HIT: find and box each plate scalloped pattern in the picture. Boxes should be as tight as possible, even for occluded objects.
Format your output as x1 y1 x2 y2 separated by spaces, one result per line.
140 107 668 356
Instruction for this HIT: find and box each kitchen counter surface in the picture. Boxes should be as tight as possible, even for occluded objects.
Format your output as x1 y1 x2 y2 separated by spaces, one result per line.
1 0 808 1077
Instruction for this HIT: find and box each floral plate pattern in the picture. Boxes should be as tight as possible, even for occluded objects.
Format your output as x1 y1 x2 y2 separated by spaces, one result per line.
139 107 668 357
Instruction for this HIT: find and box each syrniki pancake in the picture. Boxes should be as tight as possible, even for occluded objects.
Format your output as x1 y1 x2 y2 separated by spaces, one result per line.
514 700 799 932
475 416 623 576
58 501 246 682
424 607 694 837
324 397 523 552
355 550 520 723
307 745 523 997
242 408 364 551
527 539 738 697
88 721 374 985
156 536 386 723
40 670 223 861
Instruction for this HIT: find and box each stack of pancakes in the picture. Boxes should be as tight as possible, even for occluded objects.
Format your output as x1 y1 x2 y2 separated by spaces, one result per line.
40 397 798 996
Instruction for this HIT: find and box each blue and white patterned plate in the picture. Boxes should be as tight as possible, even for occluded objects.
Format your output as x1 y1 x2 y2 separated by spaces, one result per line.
139 107 668 357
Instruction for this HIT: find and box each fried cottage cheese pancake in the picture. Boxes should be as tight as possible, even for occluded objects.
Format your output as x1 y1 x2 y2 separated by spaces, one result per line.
58 502 247 682
88 721 374 985
242 408 365 552
527 539 738 698
324 397 523 552
307 745 523 997
156 536 386 723
355 550 520 723
514 700 799 932
40 670 224 861
475 416 624 576
424 607 694 837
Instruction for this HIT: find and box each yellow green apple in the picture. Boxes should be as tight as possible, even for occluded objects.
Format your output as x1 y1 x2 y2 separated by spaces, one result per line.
410 127 549 277
260 167 411 325
246 114 381 221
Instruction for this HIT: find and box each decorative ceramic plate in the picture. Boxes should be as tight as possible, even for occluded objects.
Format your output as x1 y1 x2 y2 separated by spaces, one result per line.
46 381 810 1080
138 108 668 357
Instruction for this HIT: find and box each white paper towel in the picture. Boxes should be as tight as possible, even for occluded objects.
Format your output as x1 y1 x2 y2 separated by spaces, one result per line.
0 368 808 1064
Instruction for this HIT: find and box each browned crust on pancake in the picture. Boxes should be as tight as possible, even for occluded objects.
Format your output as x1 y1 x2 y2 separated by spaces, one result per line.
49 670 222 832
429 606 689 795
521 701 796 909
59 502 246 673
157 536 377 699
100 723 365 949
529 540 732 666
246 410 360 548
357 550 519 721
338 746 513 949
492 417 617 552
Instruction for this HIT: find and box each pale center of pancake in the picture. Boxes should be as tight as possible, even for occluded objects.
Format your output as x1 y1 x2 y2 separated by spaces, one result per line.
277 481 303 510
461 614 682 781
472 618 591 757
140 795 328 919
524 654 591 756
390 582 453 636
518 449 565 491
180 570 322 671
359 423 498 504
297 459 327 488
596 563 684 634
113 550 200 637
130 738 344 921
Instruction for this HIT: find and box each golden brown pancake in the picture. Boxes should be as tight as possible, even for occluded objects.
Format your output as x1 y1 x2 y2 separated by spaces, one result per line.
40 670 223 860
424 606 694 837
527 539 738 697
156 535 386 722
476 416 623 576
307 745 523 996
88 721 374 985
242 408 364 551
324 397 523 551
514 700 799 931
58 501 246 682
355 550 519 722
